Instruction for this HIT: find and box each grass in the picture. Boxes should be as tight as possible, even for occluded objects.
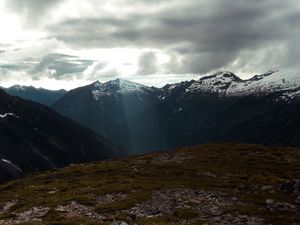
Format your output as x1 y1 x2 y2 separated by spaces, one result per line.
0 143 299 224
137 208 200 225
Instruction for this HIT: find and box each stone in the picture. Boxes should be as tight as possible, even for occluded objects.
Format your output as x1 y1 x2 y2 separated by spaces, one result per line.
295 196 300 204
232 197 238 201
210 207 222 216
266 199 274 205
202 172 217 178
261 185 273 191
120 222 129 225
280 179 300 194
272 202 296 212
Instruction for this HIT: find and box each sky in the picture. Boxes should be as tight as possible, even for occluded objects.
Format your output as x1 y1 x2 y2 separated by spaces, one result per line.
0 0 299 90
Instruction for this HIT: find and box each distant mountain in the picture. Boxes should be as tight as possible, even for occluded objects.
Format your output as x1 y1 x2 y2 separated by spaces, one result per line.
52 71 300 153
0 89 118 182
1 85 66 106
162 70 300 100
52 79 161 147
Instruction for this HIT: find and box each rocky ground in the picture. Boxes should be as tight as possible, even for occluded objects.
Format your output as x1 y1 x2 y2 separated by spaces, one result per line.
0 143 299 224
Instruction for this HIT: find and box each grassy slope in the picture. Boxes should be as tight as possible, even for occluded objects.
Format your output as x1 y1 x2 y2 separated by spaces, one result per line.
0 143 299 224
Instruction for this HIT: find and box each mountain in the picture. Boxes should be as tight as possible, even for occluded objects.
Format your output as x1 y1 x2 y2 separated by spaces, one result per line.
0 89 118 183
0 143 299 224
2 85 67 106
52 71 300 153
162 70 300 99
52 79 161 147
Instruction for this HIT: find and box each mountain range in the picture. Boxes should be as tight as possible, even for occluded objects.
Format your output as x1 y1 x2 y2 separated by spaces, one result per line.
1 70 300 182
52 71 300 153
0 89 117 182
1 85 66 106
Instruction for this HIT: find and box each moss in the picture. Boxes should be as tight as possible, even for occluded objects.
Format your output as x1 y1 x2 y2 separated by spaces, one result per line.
95 191 151 214
173 208 199 219
0 143 299 224
137 208 200 224
138 216 172 225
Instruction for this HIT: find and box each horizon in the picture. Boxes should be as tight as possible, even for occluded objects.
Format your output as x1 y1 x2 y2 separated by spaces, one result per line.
0 69 282 91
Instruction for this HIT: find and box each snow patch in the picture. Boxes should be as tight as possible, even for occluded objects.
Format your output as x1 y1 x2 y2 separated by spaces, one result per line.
1 159 12 164
1 159 23 173
91 79 148 100
184 71 300 98
0 113 19 119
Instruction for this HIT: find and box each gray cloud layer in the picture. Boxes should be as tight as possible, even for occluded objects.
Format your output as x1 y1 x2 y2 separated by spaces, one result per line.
30 54 94 79
4 0 61 26
45 0 300 75
1 0 300 86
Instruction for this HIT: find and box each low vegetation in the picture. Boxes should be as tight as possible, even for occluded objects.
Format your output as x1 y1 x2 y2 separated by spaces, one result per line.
0 143 299 224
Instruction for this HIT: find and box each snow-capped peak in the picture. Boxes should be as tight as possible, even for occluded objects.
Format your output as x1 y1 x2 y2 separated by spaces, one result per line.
247 70 278 82
93 80 102 88
188 71 242 93
9 85 27 91
201 71 242 82
184 70 300 99
91 78 148 100
105 78 145 92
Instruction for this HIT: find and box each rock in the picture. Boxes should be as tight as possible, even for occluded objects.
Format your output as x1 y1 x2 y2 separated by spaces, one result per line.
96 193 127 204
210 207 222 216
232 197 238 201
295 196 300 204
110 221 129 225
266 199 274 205
56 201 103 220
202 172 217 178
0 200 17 213
272 202 296 212
293 180 300 192
261 185 273 191
280 179 300 194
16 207 50 221
238 215 249 222
120 222 129 225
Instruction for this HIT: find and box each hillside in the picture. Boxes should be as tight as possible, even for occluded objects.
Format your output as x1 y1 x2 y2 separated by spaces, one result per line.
52 79 160 146
2 86 66 106
0 89 118 183
0 143 299 225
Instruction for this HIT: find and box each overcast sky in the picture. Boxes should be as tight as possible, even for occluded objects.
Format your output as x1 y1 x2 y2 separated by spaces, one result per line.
0 0 299 89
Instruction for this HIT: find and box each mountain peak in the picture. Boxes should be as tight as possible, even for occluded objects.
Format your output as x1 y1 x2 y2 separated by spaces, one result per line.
200 71 242 83
92 80 102 88
9 85 28 91
90 78 147 100
186 71 242 94
102 78 145 91
248 70 279 81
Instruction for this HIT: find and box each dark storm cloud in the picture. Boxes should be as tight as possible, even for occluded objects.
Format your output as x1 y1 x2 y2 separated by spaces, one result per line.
30 53 94 78
137 52 158 75
46 0 300 74
4 0 62 25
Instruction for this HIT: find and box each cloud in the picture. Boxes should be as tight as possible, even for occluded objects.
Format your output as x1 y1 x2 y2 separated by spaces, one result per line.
4 0 62 26
1 0 300 88
43 0 300 76
83 62 120 81
137 51 158 75
30 53 94 79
